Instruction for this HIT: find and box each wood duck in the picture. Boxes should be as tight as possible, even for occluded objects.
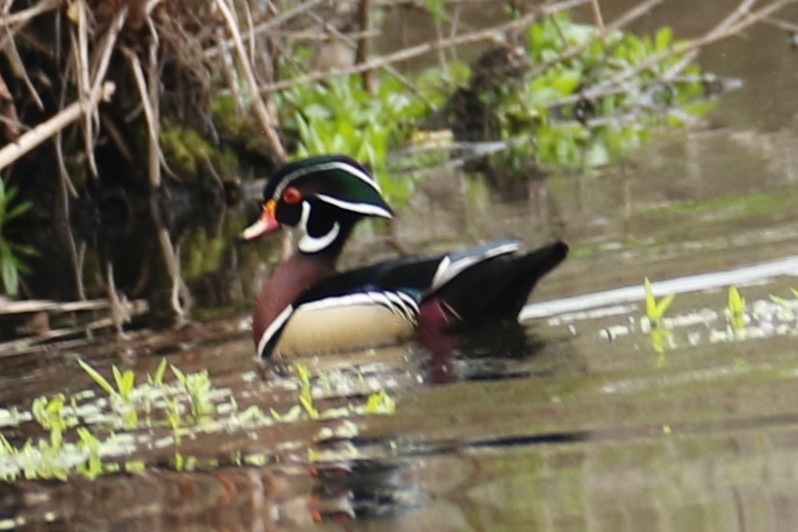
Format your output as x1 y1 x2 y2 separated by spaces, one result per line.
242 155 568 358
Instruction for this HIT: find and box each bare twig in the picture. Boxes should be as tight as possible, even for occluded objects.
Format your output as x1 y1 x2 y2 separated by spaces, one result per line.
106 262 130 338
214 0 286 161
530 0 667 78
301 8 431 104
590 0 605 34
205 0 326 59
356 0 373 91
0 82 115 171
260 0 590 93
0 0 60 28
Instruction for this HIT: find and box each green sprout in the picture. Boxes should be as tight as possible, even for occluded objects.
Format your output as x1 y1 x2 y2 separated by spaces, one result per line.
171 365 215 422
78 359 138 428
365 390 396 415
728 285 746 331
2 356 399 482
148 357 169 386
295 363 319 419
76 427 103 479
644 277 675 328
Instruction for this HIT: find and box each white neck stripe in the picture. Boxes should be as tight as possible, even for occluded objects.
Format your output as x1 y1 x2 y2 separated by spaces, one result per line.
257 305 293 357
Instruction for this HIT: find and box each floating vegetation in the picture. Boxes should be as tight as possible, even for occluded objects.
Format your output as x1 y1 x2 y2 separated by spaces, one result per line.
0 360 397 482
598 284 798 354
727 286 747 332
643 277 676 330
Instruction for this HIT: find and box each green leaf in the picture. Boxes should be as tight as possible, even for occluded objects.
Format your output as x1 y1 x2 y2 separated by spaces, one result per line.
78 359 118 397
299 394 319 419
112 366 124 393
769 294 789 306
296 363 311 387
365 390 396 415
120 370 135 397
153 358 168 385
656 293 675 318
1 252 18 296
728 286 745 313
170 364 186 383
655 27 673 51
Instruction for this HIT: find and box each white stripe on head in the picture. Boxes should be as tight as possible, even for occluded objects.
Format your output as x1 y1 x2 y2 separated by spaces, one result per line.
257 305 293 357
316 193 392 218
274 160 382 200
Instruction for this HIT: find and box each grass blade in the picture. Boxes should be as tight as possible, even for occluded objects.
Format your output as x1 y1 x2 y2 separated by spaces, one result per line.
78 359 118 397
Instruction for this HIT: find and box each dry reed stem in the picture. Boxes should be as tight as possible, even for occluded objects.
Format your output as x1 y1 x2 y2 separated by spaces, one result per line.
121 45 165 189
0 82 115 171
259 0 590 93
0 0 59 28
214 0 287 161
205 0 326 59
301 8 430 103
590 0 605 34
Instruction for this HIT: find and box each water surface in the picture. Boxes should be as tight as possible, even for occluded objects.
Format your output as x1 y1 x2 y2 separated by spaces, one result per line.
3 3 798 530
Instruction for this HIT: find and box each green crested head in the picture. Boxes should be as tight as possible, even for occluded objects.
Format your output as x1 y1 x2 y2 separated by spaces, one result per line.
243 155 394 254
262 155 393 220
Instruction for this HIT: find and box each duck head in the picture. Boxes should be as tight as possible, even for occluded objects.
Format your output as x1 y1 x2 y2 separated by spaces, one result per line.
241 155 393 255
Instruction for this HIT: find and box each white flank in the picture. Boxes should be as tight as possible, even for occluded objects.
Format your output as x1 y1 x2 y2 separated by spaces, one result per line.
257 305 294 357
299 291 419 324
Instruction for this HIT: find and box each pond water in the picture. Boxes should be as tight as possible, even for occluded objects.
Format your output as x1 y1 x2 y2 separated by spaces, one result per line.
4 3 798 530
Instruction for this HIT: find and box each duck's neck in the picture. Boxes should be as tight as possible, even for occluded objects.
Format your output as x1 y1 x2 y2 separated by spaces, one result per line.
252 250 338 348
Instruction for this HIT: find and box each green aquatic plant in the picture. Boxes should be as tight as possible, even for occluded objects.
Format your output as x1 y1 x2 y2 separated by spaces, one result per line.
727 285 747 331
1 359 397 482
365 390 396 415
500 14 709 170
769 288 798 306
170 365 215 422
76 427 103 479
276 12 711 202
0 179 34 296
644 277 675 328
295 363 320 420
277 74 424 205
78 359 138 428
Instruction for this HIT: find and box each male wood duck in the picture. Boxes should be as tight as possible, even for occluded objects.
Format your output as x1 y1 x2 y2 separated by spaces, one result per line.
242 155 568 358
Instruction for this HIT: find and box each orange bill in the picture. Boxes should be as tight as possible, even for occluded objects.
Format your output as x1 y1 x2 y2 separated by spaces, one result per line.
241 200 280 241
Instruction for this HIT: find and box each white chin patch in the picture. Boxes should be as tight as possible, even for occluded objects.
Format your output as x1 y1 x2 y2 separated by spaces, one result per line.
298 201 341 253
299 222 340 253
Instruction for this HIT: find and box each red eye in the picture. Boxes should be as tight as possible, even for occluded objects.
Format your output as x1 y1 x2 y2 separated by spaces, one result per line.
282 186 302 204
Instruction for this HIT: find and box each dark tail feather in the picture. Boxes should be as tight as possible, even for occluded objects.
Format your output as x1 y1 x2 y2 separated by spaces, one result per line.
437 241 568 324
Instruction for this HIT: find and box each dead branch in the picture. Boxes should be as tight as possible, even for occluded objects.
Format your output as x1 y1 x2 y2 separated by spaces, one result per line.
214 0 287 161
259 0 590 93
0 82 115 172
